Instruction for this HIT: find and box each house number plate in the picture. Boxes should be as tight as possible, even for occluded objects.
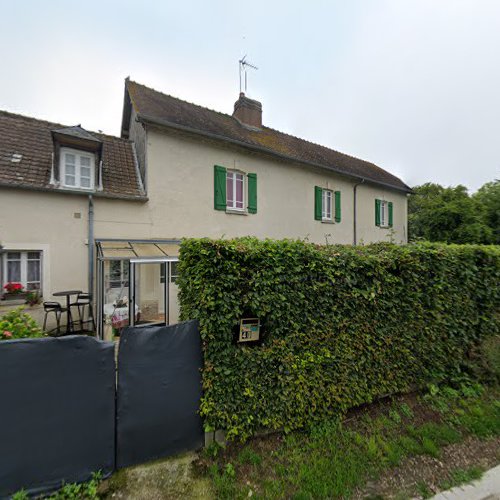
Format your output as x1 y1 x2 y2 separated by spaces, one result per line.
238 318 260 342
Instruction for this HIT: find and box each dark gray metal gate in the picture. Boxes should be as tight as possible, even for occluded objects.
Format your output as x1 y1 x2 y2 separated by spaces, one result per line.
0 321 204 498
0 336 115 499
116 320 204 468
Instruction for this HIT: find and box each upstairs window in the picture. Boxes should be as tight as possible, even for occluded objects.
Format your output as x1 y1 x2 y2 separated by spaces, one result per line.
322 189 333 221
375 199 393 227
60 147 95 190
214 165 257 214
314 187 341 222
380 201 388 227
226 171 245 211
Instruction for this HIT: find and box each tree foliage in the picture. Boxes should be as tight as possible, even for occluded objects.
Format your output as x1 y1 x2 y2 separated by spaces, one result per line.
409 180 499 244
474 180 500 244
179 238 500 440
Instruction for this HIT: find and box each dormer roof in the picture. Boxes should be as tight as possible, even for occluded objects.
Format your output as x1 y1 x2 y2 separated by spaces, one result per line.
0 110 146 200
52 125 102 146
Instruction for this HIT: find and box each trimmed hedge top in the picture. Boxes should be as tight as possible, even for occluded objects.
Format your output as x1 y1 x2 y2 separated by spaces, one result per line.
178 239 500 440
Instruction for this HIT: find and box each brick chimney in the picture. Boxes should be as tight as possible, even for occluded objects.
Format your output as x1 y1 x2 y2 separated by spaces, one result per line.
232 92 262 128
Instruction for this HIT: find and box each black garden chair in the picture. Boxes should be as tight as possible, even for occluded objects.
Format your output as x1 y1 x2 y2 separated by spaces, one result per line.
42 301 68 336
69 292 96 333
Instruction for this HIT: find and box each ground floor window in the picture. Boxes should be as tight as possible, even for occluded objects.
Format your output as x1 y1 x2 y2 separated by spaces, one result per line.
108 260 129 289
170 261 179 283
2 251 42 292
160 261 180 284
104 260 130 307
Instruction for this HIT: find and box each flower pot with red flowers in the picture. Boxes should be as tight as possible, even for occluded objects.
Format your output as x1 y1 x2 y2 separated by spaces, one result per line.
2 282 28 301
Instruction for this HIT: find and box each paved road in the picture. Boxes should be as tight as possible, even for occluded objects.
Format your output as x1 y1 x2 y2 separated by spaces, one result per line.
431 464 500 500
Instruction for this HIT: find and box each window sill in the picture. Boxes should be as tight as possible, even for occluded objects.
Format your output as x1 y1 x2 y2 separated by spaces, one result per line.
59 187 96 194
0 299 43 308
321 220 335 224
0 298 26 306
225 209 247 216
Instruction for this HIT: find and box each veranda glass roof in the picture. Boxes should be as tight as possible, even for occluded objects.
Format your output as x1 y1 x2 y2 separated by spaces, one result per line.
96 240 180 260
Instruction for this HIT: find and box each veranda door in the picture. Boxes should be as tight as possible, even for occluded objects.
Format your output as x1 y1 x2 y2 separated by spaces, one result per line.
129 261 168 327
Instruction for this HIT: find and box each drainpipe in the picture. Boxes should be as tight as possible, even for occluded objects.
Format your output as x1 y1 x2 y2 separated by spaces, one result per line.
353 179 365 245
88 195 94 296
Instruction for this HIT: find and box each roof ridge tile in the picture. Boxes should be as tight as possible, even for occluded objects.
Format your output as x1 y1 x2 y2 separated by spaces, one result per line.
126 80 410 192
127 79 237 121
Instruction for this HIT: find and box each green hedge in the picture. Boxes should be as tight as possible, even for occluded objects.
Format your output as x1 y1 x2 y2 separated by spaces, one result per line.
178 239 500 440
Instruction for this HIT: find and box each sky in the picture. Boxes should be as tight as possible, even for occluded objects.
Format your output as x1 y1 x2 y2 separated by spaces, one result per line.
1 0 499 191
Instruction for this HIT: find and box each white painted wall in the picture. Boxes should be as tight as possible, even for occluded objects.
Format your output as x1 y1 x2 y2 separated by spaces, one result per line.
0 126 408 328
141 128 408 244
0 191 89 299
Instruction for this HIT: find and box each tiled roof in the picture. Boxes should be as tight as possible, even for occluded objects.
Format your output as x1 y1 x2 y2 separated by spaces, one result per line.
52 125 103 143
126 80 410 192
0 110 145 199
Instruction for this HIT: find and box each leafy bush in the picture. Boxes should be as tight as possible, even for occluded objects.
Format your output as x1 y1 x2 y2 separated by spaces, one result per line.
178 239 500 440
0 307 44 341
46 472 102 499
12 472 102 500
469 335 500 384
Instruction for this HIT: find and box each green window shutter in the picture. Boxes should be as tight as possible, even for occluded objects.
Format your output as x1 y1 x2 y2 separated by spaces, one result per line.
375 199 381 226
214 165 226 210
334 191 341 222
388 201 393 227
247 173 257 214
314 186 323 220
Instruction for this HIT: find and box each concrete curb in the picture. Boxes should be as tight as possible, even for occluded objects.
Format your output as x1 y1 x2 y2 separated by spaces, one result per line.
430 464 500 500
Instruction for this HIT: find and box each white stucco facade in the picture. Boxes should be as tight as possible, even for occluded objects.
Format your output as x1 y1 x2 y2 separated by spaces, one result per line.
0 120 408 328
141 128 408 244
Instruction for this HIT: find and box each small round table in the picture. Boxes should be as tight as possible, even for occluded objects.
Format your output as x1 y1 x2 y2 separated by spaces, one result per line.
53 290 82 335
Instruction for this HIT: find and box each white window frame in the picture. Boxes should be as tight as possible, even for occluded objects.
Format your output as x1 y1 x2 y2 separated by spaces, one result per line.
60 147 95 190
226 170 245 212
322 189 333 222
108 260 129 289
170 261 179 284
2 250 43 293
159 261 179 284
379 200 389 228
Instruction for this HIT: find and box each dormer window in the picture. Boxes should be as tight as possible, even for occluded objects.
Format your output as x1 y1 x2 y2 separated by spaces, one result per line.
52 125 101 191
60 147 95 190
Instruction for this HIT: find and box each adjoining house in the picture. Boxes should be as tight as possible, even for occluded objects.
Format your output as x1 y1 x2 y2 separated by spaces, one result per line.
0 79 411 335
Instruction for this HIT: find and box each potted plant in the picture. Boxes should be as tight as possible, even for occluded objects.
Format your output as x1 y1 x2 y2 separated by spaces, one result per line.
2 282 28 301
25 290 42 306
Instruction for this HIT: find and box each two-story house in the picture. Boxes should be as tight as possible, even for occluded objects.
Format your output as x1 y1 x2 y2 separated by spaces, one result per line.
0 79 411 334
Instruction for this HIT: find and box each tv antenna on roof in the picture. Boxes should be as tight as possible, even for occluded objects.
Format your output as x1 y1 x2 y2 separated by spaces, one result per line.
239 55 258 94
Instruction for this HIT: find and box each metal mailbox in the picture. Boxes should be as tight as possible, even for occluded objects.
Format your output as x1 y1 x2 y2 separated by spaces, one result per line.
238 318 260 342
